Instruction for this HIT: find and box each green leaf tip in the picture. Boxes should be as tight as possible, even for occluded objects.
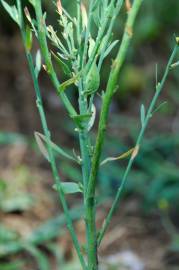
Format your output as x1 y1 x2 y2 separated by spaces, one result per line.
1 0 20 26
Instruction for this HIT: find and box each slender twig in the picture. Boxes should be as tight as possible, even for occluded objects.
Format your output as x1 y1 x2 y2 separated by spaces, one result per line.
86 1 144 269
97 44 179 246
16 1 87 269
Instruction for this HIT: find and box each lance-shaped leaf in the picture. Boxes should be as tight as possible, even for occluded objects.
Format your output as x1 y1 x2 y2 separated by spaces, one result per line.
1 0 20 26
103 40 119 59
53 182 83 194
100 147 135 166
34 132 77 162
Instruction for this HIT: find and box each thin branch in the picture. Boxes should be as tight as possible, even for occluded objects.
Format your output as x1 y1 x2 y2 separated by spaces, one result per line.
97 44 179 246
16 1 87 269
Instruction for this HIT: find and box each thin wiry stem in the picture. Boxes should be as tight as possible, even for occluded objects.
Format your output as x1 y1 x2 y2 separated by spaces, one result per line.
16 1 87 269
97 44 179 246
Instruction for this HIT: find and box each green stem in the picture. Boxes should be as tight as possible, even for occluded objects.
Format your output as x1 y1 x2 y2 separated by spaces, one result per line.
86 1 144 268
16 1 86 269
34 1 77 117
76 1 93 265
97 44 178 246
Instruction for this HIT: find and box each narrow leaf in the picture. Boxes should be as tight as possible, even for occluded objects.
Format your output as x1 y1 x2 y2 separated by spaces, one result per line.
103 40 119 59
1 0 20 26
35 132 49 161
51 51 71 76
53 182 83 194
34 132 76 162
101 147 135 166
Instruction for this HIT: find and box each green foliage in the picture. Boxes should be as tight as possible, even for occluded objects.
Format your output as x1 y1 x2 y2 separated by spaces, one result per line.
53 182 83 194
1 0 20 25
1 0 179 269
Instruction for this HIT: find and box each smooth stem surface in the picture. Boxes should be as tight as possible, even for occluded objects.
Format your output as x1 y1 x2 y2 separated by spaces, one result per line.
97 44 178 246
34 1 77 117
86 1 143 269
16 2 86 269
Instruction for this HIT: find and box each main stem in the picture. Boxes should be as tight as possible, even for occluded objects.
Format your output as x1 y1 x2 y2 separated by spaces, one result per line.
86 1 144 269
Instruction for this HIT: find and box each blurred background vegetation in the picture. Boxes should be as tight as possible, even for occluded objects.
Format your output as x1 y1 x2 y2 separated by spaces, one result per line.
0 1 179 269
